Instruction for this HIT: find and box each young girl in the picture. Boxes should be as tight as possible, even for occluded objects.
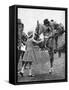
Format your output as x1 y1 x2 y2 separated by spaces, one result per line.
19 32 37 77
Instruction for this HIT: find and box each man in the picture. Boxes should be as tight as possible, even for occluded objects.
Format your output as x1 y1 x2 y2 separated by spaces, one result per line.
43 19 52 49
43 19 55 73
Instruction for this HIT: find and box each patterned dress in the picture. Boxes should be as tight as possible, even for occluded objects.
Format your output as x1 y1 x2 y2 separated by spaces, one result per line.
22 38 36 63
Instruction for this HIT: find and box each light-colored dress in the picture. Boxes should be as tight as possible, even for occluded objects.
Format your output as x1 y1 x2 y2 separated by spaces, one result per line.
23 38 36 63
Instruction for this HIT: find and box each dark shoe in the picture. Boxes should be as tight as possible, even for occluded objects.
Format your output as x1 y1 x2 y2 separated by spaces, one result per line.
20 72 24 77
28 75 34 77
54 50 57 53
49 71 52 74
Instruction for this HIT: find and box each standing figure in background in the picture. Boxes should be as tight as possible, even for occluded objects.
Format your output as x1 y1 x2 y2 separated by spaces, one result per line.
18 19 24 62
18 19 28 76
18 19 27 61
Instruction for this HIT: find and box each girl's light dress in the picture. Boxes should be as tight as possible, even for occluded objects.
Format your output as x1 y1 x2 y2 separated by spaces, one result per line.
23 38 36 63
